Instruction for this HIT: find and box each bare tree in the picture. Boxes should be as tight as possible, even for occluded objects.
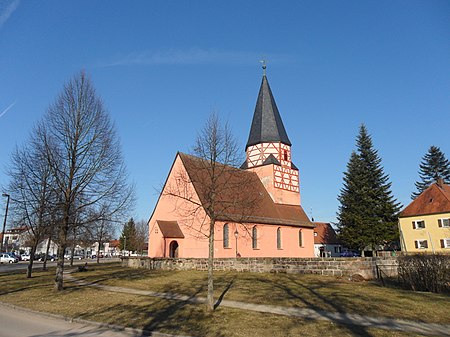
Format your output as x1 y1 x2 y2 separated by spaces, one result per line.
88 205 118 263
37 72 133 290
135 219 149 254
163 113 262 310
6 135 57 278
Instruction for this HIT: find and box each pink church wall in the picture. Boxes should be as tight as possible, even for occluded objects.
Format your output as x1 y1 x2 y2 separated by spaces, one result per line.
148 154 314 258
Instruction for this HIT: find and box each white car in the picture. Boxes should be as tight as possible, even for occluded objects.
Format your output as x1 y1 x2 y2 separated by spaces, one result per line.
0 253 18 263
21 254 31 261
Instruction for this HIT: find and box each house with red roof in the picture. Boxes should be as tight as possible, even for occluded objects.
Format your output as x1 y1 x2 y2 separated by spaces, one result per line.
313 222 342 257
148 72 315 258
398 180 450 253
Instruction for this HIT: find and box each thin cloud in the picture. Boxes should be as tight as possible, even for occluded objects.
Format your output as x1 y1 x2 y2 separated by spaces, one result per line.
0 0 20 29
101 48 294 67
0 101 15 118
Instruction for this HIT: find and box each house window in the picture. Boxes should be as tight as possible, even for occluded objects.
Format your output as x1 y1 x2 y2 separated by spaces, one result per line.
277 227 282 249
252 226 258 249
415 239 428 249
223 224 229 248
298 230 303 247
440 238 450 248
283 150 288 161
438 218 450 228
412 220 425 229
334 246 342 253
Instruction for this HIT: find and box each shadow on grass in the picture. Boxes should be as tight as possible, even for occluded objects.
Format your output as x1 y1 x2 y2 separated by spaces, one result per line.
75 277 228 337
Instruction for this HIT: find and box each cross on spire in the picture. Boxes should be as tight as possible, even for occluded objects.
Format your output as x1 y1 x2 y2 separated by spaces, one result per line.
260 59 267 76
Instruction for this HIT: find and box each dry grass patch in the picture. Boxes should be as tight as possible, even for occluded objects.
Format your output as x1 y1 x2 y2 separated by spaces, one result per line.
0 263 447 336
75 263 450 324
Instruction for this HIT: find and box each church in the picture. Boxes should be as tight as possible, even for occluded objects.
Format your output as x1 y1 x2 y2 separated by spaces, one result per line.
148 70 315 258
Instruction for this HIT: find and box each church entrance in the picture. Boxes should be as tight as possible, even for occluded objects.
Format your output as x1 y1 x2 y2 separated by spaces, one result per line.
169 240 179 258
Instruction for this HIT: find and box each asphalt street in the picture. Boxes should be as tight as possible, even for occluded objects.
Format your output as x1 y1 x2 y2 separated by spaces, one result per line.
0 258 120 273
0 304 139 337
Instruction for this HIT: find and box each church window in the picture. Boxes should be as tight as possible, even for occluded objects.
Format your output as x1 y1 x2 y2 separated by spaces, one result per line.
252 226 258 249
223 224 229 248
277 227 282 249
283 150 288 161
299 229 303 247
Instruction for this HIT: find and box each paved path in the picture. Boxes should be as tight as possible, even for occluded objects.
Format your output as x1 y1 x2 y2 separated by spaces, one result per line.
66 272 450 337
0 302 189 337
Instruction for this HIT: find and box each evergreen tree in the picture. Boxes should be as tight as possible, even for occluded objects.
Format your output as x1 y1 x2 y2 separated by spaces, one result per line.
337 124 400 252
119 218 138 252
412 146 450 199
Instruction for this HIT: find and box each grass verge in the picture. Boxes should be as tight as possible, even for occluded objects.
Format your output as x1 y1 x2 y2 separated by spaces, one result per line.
0 263 447 337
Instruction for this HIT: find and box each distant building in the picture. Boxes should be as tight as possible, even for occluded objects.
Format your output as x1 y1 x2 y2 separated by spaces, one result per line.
313 222 342 257
398 180 450 253
1 226 29 252
148 72 315 258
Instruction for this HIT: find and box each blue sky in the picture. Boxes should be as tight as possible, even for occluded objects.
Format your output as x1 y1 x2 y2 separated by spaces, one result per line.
1 0 449 227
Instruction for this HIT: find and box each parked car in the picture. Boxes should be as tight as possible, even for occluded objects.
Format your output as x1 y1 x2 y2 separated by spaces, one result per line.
0 253 18 263
7 252 21 261
340 250 360 257
35 253 57 261
21 254 31 261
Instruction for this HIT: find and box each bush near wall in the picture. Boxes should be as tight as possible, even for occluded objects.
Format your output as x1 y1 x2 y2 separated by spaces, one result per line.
397 254 450 293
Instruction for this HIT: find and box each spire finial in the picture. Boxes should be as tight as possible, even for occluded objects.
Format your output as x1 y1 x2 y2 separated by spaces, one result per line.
260 59 267 76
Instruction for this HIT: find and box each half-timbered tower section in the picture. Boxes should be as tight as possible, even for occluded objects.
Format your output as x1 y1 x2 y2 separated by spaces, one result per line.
241 74 301 205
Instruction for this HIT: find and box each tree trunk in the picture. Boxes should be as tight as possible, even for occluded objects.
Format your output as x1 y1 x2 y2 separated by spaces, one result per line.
55 244 66 291
55 223 68 291
43 236 52 271
207 218 215 311
96 240 101 264
27 243 38 278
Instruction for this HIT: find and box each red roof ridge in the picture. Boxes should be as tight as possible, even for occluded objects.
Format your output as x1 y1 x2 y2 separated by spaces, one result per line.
400 182 450 217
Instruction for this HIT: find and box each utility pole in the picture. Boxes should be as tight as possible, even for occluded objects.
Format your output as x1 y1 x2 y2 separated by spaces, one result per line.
1 193 10 252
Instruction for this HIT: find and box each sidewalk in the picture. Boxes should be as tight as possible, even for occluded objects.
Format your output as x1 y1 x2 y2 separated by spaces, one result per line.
65 272 450 337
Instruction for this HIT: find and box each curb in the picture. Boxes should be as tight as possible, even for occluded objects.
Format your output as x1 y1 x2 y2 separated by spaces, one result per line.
0 301 192 337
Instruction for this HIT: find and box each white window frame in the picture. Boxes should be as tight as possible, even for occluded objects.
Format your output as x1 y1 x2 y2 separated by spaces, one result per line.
438 218 450 228
443 238 450 248
416 239 428 249
413 220 425 230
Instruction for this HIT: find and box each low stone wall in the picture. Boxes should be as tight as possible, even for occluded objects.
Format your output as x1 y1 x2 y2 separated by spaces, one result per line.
122 256 398 280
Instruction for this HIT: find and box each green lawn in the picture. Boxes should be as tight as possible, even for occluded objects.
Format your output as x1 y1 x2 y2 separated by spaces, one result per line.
0 263 448 337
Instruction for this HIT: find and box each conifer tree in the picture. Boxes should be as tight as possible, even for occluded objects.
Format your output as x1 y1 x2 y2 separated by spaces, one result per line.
337 124 400 252
120 218 138 252
412 146 450 199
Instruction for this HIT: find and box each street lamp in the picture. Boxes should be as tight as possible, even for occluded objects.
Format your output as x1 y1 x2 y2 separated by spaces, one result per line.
1 193 10 252
234 229 238 258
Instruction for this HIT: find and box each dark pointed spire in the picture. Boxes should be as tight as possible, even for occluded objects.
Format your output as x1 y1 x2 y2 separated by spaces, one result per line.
246 73 291 149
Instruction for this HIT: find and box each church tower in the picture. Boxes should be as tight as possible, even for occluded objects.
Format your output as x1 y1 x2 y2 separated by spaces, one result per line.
242 69 301 205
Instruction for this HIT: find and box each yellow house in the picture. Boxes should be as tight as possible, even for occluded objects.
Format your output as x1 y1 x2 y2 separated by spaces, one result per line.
398 180 450 253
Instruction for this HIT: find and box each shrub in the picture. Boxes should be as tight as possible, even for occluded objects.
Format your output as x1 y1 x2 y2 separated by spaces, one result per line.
397 254 449 293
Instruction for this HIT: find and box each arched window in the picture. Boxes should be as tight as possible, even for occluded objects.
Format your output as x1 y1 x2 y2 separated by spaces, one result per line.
223 223 229 248
277 227 282 249
252 226 258 249
299 229 303 247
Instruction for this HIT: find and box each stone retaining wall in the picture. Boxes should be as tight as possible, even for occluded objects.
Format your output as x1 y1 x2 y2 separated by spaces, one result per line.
122 256 398 280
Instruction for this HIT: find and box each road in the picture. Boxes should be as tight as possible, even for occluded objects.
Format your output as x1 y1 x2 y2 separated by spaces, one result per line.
0 303 140 337
0 258 120 273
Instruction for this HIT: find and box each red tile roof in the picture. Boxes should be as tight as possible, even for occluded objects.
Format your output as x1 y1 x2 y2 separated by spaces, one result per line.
400 182 450 217
109 240 120 247
179 153 313 228
313 222 339 244
157 221 185 238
